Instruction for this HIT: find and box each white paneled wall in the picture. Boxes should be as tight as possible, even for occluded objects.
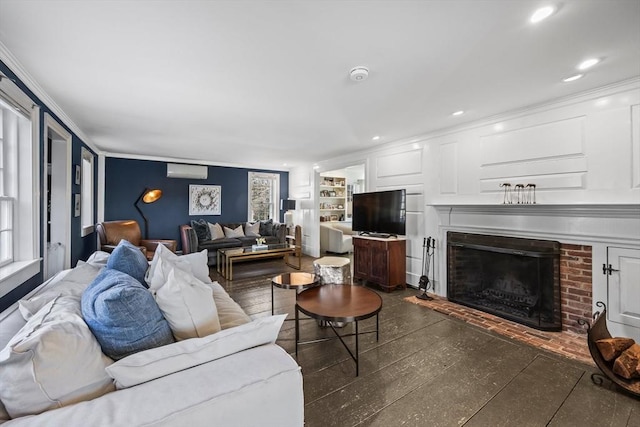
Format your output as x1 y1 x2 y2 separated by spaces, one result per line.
290 78 640 291
370 146 425 287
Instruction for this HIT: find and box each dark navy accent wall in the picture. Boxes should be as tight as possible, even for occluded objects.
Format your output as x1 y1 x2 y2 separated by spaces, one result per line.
0 59 99 311
104 158 289 250
71 136 99 263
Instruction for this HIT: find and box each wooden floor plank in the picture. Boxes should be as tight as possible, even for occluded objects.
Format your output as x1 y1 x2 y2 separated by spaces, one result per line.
464 355 584 427
210 254 639 427
548 371 640 427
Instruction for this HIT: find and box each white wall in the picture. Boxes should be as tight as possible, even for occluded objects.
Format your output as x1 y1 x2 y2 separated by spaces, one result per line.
290 78 640 291
289 164 318 256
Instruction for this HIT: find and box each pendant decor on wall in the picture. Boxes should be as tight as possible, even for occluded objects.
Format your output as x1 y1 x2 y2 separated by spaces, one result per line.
189 184 221 215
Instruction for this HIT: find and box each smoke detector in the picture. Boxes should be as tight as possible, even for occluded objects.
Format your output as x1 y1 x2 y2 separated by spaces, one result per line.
349 66 369 81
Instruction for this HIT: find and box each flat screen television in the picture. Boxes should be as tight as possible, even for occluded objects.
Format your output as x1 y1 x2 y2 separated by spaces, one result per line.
352 189 406 237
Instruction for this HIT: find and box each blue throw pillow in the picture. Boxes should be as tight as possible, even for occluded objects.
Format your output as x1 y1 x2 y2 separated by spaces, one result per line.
81 268 174 360
107 239 148 286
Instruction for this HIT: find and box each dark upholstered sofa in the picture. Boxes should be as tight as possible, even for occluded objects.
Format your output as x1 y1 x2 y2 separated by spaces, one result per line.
179 220 286 266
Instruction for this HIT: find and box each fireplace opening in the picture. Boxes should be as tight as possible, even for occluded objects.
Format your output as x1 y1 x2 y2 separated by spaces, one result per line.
447 232 562 331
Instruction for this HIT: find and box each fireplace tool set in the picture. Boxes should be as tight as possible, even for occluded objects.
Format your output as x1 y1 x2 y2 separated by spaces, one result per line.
417 237 435 300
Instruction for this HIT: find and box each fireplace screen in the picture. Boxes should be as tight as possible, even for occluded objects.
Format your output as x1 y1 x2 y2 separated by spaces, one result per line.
447 232 561 331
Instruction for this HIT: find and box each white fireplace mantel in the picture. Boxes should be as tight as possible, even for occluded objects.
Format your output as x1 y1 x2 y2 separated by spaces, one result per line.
432 204 640 246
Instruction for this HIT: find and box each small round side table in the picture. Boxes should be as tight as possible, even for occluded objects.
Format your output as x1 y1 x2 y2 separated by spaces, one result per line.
271 272 319 316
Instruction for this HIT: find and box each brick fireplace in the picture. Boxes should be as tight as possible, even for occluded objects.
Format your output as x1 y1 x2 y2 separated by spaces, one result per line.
432 204 638 342
446 232 594 334
447 232 563 331
559 244 592 334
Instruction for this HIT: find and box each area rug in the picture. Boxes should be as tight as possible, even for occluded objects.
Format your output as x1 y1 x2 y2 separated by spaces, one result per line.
405 294 592 366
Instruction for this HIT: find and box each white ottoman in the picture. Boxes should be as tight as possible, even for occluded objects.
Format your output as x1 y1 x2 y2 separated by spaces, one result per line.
313 256 352 285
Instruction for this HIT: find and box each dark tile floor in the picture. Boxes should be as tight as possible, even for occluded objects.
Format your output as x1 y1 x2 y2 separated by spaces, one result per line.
212 256 640 427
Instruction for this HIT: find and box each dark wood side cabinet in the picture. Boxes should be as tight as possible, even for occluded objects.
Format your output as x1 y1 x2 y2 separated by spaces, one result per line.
353 235 406 292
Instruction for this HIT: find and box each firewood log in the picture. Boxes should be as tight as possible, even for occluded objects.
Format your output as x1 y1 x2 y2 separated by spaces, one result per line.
612 343 640 380
596 337 635 361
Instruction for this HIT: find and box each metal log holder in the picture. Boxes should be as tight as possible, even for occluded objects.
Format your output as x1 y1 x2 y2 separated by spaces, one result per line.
578 301 640 398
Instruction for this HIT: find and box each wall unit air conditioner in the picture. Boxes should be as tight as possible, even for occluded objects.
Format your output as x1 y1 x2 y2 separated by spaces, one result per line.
166 163 208 179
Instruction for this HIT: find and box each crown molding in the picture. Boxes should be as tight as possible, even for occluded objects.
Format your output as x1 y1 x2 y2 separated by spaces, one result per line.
0 41 100 154
103 151 289 172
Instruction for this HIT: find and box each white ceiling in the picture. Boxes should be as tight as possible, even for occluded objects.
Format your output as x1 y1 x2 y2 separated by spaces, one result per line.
1 0 639 170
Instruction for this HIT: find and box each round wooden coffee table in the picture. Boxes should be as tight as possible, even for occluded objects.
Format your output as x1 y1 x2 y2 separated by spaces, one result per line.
295 284 382 376
271 272 319 316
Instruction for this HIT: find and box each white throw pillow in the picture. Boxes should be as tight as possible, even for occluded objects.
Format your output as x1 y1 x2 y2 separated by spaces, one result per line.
106 314 286 389
85 250 111 267
156 268 221 341
18 261 103 320
146 244 210 290
209 281 251 329
223 225 245 238
244 222 261 237
208 222 225 240
0 296 115 418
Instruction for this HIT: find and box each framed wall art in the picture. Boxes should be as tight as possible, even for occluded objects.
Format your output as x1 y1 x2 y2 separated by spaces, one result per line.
189 184 221 215
74 194 81 217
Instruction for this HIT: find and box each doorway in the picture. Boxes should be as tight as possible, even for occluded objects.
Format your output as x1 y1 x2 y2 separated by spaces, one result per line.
318 164 365 256
43 114 71 279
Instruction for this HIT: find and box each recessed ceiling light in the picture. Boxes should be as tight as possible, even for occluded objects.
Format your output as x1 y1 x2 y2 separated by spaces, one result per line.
452 110 464 116
563 74 583 82
494 123 504 132
530 5 556 23
578 58 600 70
372 135 380 141
313 165 320 170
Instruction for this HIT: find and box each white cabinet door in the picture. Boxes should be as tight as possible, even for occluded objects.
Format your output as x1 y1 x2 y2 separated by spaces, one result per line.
607 247 640 328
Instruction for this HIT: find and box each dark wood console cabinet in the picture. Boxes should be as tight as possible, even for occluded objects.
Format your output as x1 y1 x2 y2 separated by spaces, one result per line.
353 236 406 292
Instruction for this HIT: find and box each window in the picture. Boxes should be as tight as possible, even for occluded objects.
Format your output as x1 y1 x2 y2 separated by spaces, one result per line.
248 172 280 222
0 109 13 266
80 147 94 236
0 78 40 298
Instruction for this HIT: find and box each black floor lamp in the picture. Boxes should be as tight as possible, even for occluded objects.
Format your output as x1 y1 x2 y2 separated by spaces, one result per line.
134 188 162 239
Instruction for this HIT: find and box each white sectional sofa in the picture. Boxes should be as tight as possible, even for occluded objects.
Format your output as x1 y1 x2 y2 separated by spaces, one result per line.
0 250 304 426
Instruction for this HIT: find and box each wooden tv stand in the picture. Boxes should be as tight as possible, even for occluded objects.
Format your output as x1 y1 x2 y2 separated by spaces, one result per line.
353 235 406 292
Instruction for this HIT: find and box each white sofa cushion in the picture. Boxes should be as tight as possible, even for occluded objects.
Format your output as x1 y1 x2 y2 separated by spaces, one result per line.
209 281 251 329
106 314 286 389
18 261 103 320
155 267 221 341
146 244 210 290
0 295 115 418
85 250 111 267
0 344 303 427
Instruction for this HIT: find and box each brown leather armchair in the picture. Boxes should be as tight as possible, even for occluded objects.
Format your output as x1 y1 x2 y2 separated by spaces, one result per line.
96 220 177 260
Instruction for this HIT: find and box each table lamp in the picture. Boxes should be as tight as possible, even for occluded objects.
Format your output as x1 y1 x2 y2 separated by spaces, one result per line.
281 199 296 227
